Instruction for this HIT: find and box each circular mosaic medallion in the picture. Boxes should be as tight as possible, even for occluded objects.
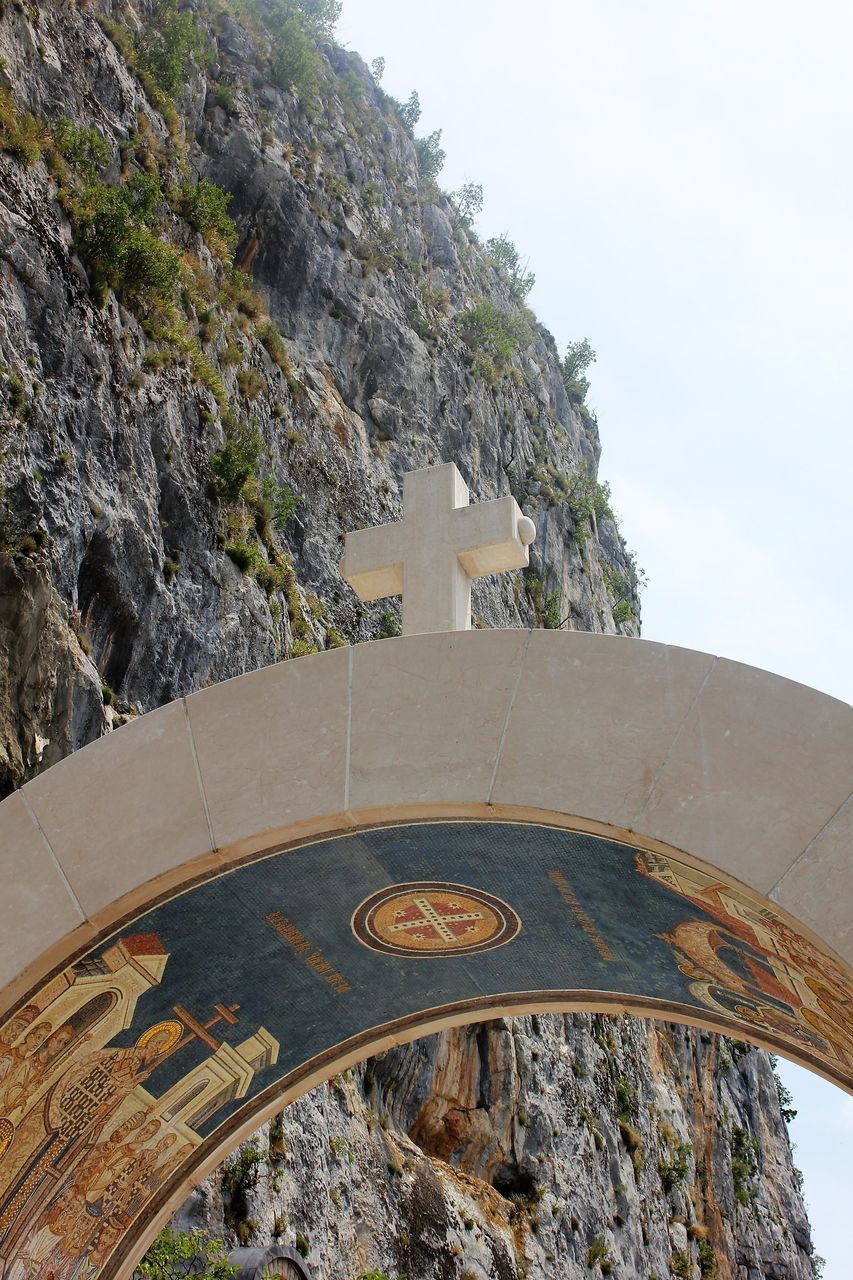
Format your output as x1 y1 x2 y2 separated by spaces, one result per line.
352 882 521 958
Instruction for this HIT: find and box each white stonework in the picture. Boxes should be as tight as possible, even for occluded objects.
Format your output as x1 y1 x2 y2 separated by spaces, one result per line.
340 462 535 634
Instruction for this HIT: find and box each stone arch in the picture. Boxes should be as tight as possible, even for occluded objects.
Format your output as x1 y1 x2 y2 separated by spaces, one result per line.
0 631 849 1279
229 1243 313 1280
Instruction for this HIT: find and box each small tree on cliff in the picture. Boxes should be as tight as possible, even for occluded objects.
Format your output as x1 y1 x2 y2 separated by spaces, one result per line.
561 338 596 406
136 1228 236 1280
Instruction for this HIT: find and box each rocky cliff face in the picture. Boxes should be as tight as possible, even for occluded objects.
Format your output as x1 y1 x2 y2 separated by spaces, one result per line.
0 2 815 1278
177 1018 814 1280
0 0 636 796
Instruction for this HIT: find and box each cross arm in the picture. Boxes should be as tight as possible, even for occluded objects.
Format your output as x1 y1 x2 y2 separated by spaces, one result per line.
340 521 405 601
453 495 532 578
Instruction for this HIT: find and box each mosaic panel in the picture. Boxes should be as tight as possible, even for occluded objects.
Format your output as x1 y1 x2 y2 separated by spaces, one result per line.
0 821 850 1280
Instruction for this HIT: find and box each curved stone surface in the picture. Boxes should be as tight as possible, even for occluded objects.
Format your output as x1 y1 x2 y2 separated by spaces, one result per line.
0 631 850 1280
229 1243 312 1280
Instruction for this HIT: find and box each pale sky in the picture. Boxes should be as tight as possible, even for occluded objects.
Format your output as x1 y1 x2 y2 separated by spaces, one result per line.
337 3 852 1273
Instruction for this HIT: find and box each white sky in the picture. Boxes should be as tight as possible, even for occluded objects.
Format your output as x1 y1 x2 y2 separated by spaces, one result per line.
337 2 852 1273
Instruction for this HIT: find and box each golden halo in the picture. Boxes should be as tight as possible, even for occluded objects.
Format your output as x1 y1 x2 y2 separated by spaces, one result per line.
135 1020 183 1054
0 1118 14 1159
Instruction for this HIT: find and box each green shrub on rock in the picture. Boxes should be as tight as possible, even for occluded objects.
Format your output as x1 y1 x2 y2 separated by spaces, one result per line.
211 424 262 503
179 178 237 258
52 116 109 179
136 0 207 97
459 300 530 364
73 173 181 307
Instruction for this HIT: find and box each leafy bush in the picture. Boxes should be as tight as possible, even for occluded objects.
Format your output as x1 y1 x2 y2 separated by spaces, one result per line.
180 178 236 256
485 233 535 300
261 476 299 527
280 0 342 37
730 1126 759 1204
615 1075 636 1118
136 0 207 96
74 173 180 306
562 466 612 542
211 423 262 502
414 129 445 182
52 116 109 178
658 1140 692 1192
122 229 182 300
770 1059 798 1123
391 89 421 133
271 12 323 97
225 540 261 573
376 609 401 639
459 300 530 364
562 337 596 405
586 1234 611 1268
137 1227 236 1279
697 1238 715 1277
542 590 562 629
451 181 483 230
0 88 48 167
265 0 340 97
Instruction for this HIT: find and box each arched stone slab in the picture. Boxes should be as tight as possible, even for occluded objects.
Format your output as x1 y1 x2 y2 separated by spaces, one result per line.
0 631 849 1280
229 1243 312 1279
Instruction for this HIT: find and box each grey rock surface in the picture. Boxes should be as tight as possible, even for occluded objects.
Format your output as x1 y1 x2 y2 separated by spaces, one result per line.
176 1019 815 1280
0 2 816 1278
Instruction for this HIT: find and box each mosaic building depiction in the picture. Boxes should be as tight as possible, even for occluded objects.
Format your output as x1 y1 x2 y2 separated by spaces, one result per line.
0 932 278 1279
0 821 850 1278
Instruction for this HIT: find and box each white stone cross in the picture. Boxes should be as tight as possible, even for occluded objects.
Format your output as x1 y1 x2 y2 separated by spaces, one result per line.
341 462 536 635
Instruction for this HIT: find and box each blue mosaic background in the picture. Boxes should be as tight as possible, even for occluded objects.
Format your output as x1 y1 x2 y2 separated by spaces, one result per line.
98 821 771 1135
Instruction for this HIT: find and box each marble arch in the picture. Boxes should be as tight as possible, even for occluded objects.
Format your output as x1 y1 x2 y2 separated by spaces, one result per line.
0 629 850 1279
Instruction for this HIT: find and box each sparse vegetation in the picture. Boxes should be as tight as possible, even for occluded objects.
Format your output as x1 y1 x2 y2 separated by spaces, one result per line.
73 173 181 307
770 1058 798 1123
459 299 530 369
697 1238 715 1276
211 422 262 503
414 128 445 182
485 233 535 301
730 1126 759 1204
237 368 264 399
561 337 596 406
178 178 237 259
658 1136 692 1193
256 321 290 370
221 1141 263 1238
670 1252 691 1279
136 0 207 97
0 87 48 167
586 1234 612 1270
